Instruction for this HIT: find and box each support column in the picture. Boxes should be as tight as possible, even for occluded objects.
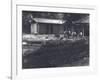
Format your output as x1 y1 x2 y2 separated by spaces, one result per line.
31 23 38 34
83 26 84 37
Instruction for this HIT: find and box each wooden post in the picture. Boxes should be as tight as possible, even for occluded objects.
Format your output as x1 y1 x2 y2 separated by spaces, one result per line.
83 26 84 37
31 23 38 34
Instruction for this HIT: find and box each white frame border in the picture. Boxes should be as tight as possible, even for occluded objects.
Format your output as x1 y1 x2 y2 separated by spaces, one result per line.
11 2 97 80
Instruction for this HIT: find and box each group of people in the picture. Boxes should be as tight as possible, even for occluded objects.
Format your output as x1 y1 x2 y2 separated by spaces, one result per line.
63 30 83 39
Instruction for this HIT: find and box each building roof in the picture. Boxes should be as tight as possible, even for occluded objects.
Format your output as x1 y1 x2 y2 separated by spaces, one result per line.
33 18 66 24
73 16 89 24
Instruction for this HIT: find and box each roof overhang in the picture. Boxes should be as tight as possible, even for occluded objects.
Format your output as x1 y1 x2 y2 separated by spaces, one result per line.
33 18 66 24
72 16 89 24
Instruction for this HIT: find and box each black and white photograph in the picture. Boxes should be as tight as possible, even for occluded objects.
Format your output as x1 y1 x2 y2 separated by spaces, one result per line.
22 11 89 69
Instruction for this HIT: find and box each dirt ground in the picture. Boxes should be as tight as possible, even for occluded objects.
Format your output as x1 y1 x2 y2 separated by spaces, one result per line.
22 38 89 69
